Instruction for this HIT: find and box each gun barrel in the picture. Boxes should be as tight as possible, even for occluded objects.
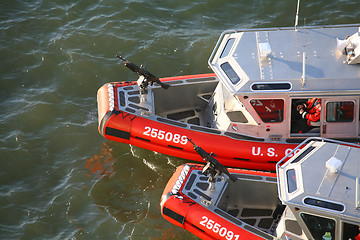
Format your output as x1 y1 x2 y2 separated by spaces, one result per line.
116 55 140 73
187 137 196 146
116 55 126 62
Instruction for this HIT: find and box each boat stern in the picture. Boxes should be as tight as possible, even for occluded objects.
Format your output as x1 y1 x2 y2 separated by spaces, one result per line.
160 164 191 227
97 83 111 135
96 82 136 144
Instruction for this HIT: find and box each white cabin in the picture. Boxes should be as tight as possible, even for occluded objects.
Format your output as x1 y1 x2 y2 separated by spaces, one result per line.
277 139 360 239
207 24 360 142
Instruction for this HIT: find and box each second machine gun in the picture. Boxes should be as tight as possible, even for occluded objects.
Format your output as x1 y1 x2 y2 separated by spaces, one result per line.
187 138 237 183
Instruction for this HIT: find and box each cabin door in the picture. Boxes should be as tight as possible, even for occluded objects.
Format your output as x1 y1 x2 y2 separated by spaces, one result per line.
321 98 358 138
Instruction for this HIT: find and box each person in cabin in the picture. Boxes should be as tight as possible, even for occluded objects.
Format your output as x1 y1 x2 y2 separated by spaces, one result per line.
292 98 321 133
343 223 360 240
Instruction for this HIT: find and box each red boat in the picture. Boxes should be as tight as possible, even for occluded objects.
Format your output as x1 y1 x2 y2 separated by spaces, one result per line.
97 73 297 171
97 24 360 170
160 138 360 239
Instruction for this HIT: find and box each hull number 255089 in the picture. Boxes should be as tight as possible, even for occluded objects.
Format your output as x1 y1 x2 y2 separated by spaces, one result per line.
143 126 188 145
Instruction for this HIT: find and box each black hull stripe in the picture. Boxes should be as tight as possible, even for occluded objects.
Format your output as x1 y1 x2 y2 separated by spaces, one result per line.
135 136 151 142
105 127 130 140
168 145 183 150
163 207 185 224
234 157 250 161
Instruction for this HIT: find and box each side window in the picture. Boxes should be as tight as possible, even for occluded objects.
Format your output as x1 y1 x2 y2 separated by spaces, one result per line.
301 213 335 240
221 62 241 85
250 99 284 123
326 101 354 122
286 169 297 193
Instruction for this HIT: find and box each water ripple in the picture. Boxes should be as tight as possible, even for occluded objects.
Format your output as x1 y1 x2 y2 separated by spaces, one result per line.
1 0 360 239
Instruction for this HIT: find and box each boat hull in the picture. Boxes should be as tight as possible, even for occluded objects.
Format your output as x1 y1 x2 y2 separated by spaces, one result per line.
97 74 300 171
160 164 277 240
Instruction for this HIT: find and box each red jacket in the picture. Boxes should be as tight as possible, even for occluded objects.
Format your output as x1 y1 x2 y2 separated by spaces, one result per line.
301 98 321 126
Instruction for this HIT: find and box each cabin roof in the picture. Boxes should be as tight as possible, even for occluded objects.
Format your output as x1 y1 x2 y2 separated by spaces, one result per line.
278 140 360 221
209 24 360 94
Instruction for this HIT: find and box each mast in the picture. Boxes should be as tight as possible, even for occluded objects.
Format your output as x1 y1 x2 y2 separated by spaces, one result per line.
295 0 301 31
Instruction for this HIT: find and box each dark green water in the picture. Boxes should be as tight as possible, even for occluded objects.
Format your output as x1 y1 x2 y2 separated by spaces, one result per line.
1 0 360 239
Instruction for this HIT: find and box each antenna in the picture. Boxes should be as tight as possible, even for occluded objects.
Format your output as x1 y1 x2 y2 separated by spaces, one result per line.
295 0 301 31
356 178 360 209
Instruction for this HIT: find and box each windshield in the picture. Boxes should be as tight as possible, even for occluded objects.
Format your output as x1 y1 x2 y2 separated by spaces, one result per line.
301 213 335 239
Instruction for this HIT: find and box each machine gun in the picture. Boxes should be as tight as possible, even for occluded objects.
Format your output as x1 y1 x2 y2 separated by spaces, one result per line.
116 55 170 94
187 138 237 182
